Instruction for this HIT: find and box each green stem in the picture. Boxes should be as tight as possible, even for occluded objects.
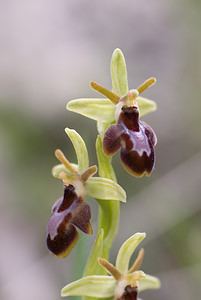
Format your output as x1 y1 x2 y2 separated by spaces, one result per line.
97 199 119 260
96 135 119 260
82 136 120 300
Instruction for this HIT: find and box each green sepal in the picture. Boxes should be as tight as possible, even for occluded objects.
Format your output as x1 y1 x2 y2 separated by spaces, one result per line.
61 275 116 298
111 48 128 97
52 163 78 178
115 232 146 274
65 128 89 173
85 177 126 203
67 98 115 123
83 229 106 276
136 96 157 117
139 273 161 292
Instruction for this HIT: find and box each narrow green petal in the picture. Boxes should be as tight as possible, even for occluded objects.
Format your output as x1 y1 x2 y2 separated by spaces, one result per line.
136 96 157 117
115 233 146 274
61 276 116 298
65 128 89 173
83 229 105 276
138 273 161 292
85 177 126 203
111 48 128 97
67 98 115 122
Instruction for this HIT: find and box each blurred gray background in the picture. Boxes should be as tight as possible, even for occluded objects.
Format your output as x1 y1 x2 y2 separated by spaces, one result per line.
0 0 201 299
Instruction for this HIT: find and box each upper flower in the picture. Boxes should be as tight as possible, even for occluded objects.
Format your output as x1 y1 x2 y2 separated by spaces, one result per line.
61 232 160 299
46 128 126 258
66 49 157 177
103 89 157 177
66 49 157 129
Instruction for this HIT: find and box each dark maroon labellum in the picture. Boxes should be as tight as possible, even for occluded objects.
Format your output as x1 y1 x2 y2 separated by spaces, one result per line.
46 184 92 258
118 285 138 300
103 106 157 177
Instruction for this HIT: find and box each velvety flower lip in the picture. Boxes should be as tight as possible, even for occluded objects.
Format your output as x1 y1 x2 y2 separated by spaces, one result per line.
103 105 157 177
118 285 138 300
46 184 92 258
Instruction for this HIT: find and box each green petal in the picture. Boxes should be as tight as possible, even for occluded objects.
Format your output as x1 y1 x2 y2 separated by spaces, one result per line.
85 177 126 203
83 229 105 276
115 233 146 274
61 275 116 298
139 273 161 292
111 48 128 97
136 96 157 117
67 98 115 122
65 128 89 173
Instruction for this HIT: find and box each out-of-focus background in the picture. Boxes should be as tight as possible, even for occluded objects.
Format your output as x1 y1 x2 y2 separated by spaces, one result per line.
1 0 201 299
